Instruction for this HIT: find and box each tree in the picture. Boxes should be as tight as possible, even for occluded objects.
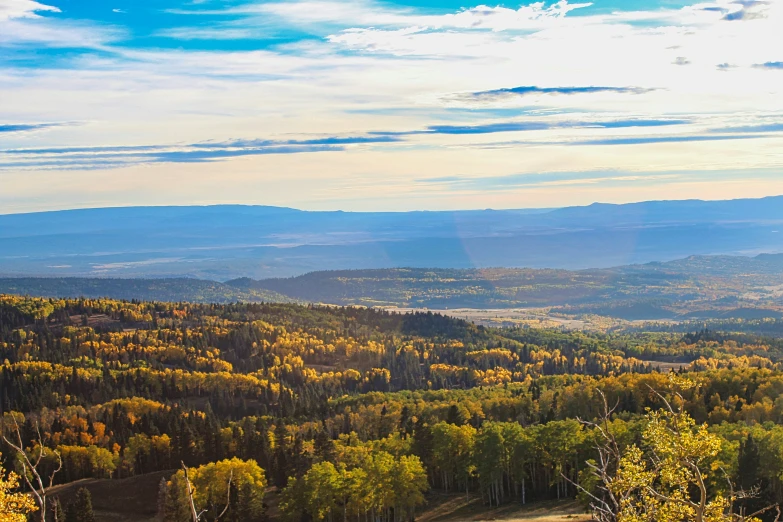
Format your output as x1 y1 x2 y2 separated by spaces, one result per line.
50 498 65 522
157 477 169 521
430 422 475 494
1 415 62 521
301 462 340 521
577 381 781 522
390 455 428 521
169 459 266 521
65 488 95 522
736 434 767 517
474 423 505 506
163 472 192 522
0 453 38 521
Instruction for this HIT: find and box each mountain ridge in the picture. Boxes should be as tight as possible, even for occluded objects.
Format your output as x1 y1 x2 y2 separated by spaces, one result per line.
1 196 782 279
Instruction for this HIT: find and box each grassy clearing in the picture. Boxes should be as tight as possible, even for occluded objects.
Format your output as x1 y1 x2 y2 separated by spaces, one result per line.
48 471 172 522
418 493 591 522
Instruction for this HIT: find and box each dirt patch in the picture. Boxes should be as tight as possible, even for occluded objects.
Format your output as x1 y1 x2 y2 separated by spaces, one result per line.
643 360 689 371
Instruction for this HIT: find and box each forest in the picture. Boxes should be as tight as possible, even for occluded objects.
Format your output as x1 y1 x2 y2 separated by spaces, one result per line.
2 294 783 520
3 253 783 320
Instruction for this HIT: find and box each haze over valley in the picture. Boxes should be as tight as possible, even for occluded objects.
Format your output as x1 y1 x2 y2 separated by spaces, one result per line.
2 195 782 280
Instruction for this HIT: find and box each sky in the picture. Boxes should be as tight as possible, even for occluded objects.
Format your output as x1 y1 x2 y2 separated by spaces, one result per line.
0 0 782 213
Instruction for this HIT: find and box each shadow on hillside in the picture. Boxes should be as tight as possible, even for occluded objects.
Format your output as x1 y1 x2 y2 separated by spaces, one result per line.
417 493 590 522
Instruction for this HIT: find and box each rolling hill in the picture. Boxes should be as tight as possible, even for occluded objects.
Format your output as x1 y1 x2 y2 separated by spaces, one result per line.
3 254 783 320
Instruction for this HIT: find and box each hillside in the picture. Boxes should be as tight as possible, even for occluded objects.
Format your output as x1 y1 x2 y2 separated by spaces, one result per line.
232 254 783 313
1 196 782 279
3 254 783 321
0 277 293 304
3 296 783 520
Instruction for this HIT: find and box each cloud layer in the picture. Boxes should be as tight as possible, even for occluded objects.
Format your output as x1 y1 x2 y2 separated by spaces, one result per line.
1 0 783 212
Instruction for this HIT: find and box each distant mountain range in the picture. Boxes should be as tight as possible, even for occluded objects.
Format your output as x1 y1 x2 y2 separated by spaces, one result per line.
2 254 783 319
1 196 782 280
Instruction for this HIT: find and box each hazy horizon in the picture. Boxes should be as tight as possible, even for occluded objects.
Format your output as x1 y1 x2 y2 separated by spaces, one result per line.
2 193 783 217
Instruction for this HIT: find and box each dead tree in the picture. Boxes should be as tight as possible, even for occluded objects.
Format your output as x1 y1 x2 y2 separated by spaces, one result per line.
1 415 62 522
563 389 624 522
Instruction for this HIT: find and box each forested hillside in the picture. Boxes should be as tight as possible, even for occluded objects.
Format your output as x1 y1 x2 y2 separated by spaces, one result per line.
3 295 783 520
3 254 783 319
235 254 783 310
0 278 292 305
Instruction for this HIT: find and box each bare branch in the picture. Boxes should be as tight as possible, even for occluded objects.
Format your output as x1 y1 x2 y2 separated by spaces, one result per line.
182 461 201 522
215 470 234 521
181 462 234 521
2 415 60 521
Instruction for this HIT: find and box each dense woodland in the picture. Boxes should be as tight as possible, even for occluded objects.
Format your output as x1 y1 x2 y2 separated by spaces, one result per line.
3 295 783 520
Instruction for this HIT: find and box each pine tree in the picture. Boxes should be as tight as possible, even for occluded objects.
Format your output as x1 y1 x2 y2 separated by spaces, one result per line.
162 475 190 522
65 488 96 522
156 477 168 521
314 428 336 463
51 498 66 522
737 434 761 491
736 434 766 516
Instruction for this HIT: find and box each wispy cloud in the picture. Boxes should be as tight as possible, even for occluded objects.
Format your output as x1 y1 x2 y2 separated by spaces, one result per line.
572 134 767 146
175 1 595 32
754 61 783 69
711 123 783 133
720 0 771 21
416 166 783 192
417 170 682 190
374 118 689 136
463 86 653 102
455 133 776 150
0 123 62 133
0 135 400 169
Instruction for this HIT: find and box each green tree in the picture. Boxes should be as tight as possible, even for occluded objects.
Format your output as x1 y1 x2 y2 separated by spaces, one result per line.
474 423 505 506
431 422 475 493
390 455 428 521
65 488 95 522
302 461 340 521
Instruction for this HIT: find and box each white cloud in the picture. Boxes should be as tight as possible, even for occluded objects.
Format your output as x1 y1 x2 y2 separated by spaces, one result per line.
252 0 595 31
0 0 58 21
0 0 124 48
2 0 783 211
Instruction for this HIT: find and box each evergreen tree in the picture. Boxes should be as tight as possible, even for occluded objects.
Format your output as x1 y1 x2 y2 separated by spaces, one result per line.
736 434 766 516
737 434 761 490
163 475 190 522
314 428 336 463
51 498 66 522
65 488 96 522
156 477 169 521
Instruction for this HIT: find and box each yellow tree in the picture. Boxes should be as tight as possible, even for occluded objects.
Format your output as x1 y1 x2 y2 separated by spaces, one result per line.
0 453 37 522
580 379 780 522
170 458 267 521
612 408 733 522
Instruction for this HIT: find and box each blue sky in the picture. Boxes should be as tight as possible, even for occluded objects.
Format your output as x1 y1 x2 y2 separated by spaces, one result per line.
0 0 782 213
